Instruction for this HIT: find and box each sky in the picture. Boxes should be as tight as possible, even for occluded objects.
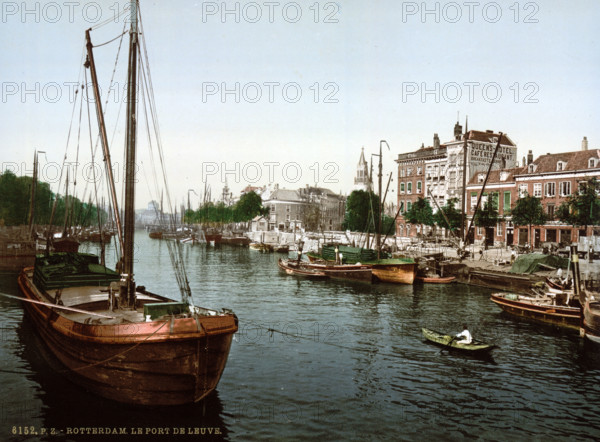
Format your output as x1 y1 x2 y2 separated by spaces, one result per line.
1 1 599 210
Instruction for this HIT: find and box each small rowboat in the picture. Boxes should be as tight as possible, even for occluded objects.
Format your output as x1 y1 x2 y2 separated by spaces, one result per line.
422 328 495 353
278 259 328 279
415 275 456 284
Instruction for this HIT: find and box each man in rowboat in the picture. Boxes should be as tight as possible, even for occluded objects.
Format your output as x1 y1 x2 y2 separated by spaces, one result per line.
455 325 472 344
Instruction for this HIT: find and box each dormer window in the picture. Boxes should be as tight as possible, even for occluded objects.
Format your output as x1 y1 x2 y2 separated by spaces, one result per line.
589 158 597 168
477 173 485 183
500 171 509 181
557 161 565 171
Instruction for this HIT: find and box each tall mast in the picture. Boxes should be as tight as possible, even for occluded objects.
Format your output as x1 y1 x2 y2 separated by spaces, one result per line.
28 150 38 236
460 118 469 243
122 0 139 308
85 30 125 255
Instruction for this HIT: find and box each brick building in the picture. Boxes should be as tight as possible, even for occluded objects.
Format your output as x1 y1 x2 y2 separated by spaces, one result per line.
396 122 517 238
466 140 600 247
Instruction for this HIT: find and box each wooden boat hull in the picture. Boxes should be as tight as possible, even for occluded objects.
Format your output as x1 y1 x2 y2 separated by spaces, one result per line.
148 231 163 239
370 261 417 284
490 293 581 330
18 268 238 406
583 299 600 343
278 259 328 279
302 262 372 282
422 328 495 353
416 276 456 284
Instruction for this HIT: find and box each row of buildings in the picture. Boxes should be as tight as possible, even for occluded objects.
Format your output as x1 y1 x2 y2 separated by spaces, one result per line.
395 121 597 247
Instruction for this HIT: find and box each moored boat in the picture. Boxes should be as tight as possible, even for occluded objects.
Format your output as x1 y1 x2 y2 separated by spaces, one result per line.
278 259 328 279
415 275 456 284
301 262 372 282
249 242 273 253
490 292 581 330
582 294 600 344
17 1 238 406
369 259 417 284
422 328 495 353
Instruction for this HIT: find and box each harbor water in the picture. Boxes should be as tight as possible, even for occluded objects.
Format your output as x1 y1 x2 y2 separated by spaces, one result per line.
1 232 600 441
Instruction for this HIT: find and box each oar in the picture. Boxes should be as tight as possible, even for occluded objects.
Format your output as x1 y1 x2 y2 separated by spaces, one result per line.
440 335 457 353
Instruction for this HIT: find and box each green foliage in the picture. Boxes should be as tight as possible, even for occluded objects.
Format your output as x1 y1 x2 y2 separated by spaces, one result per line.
474 196 502 229
557 178 600 228
511 194 547 228
511 194 546 248
404 197 434 227
433 197 462 232
0 170 104 227
184 191 267 225
342 190 380 232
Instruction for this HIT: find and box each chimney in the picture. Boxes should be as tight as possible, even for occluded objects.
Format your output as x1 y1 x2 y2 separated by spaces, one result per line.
527 150 533 165
454 121 462 141
486 129 493 133
582 136 588 151
433 133 440 149
522 156 526 167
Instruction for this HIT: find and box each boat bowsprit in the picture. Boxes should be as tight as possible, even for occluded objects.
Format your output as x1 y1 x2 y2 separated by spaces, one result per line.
422 328 496 353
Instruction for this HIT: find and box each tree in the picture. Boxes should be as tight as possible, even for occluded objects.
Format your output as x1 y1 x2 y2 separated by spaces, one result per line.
474 195 502 248
511 194 546 249
233 191 267 222
433 197 462 235
557 178 600 232
342 190 380 232
403 197 434 236
303 204 322 232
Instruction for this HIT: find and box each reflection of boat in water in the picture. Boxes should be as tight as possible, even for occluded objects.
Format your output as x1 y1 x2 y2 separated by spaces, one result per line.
422 328 495 354
17 2 238 406
278 259 328 279
15 315 230 437
490 292 581 330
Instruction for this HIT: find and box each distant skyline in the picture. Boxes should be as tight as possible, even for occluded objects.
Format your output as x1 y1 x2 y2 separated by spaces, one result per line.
1 1 599 209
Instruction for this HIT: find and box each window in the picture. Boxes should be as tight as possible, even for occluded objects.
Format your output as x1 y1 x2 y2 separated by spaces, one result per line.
497 222 502 236
407 202 412 211
557 161 565 171
560 181 571 196
471 192 478 210
504 192 511 214
417 166 422 175
533 183 542 198
500 171 509 181
407 182 412 194
417 181 422 194
400 182 405 193
477 174 485 183
400 202 404 212
547 204 555 219
400 169 405 177
519 184 528 197
589 158 597 168
545 182 556 197
528 164 536 173
407 167 413 176
578 181 587 195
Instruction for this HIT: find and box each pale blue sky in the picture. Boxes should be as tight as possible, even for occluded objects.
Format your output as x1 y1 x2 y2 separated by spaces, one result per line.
1 1 599 209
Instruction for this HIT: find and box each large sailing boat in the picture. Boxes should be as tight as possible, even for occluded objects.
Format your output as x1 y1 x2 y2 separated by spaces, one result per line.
17 1 238 406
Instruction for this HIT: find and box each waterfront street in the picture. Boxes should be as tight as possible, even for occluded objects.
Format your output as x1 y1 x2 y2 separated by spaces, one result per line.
1 232 600 441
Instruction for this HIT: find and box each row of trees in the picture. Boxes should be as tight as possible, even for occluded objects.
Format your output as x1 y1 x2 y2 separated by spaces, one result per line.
400 178 600 248
342 190 396 234
0 170 105 227
183 191 268 225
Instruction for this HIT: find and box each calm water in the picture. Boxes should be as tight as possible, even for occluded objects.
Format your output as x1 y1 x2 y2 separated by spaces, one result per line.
1 232 600 441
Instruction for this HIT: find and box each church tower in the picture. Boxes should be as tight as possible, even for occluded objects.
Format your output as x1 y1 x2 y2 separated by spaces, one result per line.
353 147 371 192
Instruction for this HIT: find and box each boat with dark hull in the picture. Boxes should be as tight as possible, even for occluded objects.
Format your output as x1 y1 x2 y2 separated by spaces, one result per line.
278 259 328 279
422 328 495 354
17 1 238 406
308 245 416 284
490 292 581 330
301 262 372 282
